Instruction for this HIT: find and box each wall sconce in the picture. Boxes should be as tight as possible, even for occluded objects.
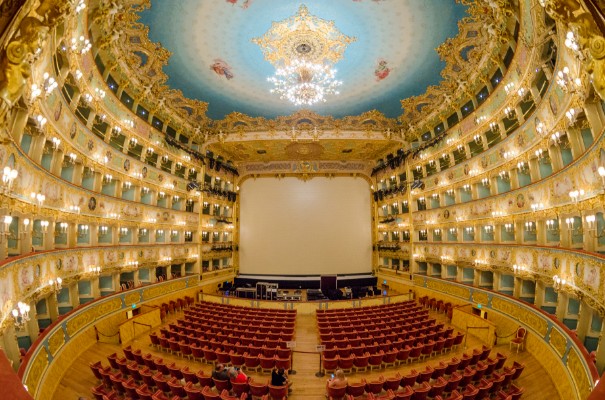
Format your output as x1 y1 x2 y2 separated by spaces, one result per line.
107 213 119 219
123 181 132 190
33 220 49 239
481 178 489 186
516 161 528 172
158 191 165 199
173 195 180 202
146 147 154 156
565 217 583 235
484 225 494 234
415 165 421 172
564 31 582 57
465 227 474 234
2 166 18 193
513 264 526 274
11 302 30 331
504 106 516 119
569 189 584 204
162 155 169 164
448 228 457 237
498 171 509 182
156 229 164 237
504 223 514 233
119 227 129 237
434 228 441 236
462 184 471 192
111 126 122 137
402 200 408 208
530 203 544 212
546 219 559 233
489 122 499 132
88 266 101 276
123 119 134 129
598 166 605 189
129 137 138 148
125 261 139 268
138 228 148 237
141 187 149 194
176 162 183 169
171 230 178 238
585 215 605 238
552 275 568 292
30 192 45 207
524 221 536 233
77 224 89 238
473 134 482 144
49 277 62 293
504 82 515 95
566 108 578 125
418 196 426 204
474 115 487 125
556 66 582 92
535 148 549 162
456 144 464 152
98 226 109 236
492 211 505 218
185 231 193 240
69 35 91 54
50 137 61 150
103 174 113 184
55 222 68 236
403 231 410 241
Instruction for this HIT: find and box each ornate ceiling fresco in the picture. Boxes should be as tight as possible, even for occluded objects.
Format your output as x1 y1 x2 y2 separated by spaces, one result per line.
136 0 469 120
91 0 515 150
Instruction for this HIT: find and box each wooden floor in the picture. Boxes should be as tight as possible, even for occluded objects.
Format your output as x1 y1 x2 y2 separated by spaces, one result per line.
52 303 561 400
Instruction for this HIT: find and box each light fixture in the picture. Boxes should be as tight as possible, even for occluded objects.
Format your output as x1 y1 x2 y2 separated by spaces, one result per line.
585 215 605 238
254 5 355 106
546 219 559 233
513 264 526 274
98 226 109 236
88 266 101 276
77 224 89 238
524 221 536 233
49 277 62 293
119 227 129 237
556 66 582 92
1 166 18 193
530 203 543 212
569 189 584 204
516 161 527 172
552 275 568 292
504 223 514 233
11 302 30 331
55 222 68 236
69 35 91 54
138 228 148 237
30 192 46 207
504 106 515 119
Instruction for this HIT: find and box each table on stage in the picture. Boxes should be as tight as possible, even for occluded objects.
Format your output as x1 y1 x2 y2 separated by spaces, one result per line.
235 287 257 299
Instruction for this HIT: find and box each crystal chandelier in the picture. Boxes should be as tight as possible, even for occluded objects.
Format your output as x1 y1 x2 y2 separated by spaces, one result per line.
253 5 355 107
268 59 341 106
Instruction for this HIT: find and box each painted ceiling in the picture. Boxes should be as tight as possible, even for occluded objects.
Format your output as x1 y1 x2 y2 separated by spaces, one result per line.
137 0 468 121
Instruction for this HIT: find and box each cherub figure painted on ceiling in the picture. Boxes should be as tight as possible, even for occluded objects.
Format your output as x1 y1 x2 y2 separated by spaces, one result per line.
210 59 234 80
375 59 391 81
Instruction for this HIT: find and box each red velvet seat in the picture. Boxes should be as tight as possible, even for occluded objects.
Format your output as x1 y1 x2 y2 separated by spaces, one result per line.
323 356 339 373
364 377 385 395
353 353 369 372
412 382 431 400
213 378 231 393
368 350 385 371
393 385 414 400
346 381 366 399
268 384 288 400
249 379 269 398
326 384 347 400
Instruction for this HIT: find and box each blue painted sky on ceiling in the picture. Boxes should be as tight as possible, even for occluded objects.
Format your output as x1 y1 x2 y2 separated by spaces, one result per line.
138 0 468 120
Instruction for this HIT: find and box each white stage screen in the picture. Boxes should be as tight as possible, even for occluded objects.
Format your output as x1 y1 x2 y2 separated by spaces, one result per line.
239 177 372 276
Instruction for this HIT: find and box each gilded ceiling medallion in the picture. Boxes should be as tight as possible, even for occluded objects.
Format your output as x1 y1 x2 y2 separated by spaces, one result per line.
285 142 325 159
252 4 356 67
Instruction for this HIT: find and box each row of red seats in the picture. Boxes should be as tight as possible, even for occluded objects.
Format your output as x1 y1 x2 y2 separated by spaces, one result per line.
90 347 286 399
183 316 296 330
326 347 525 400
156 326 294 349
318 314 431 331
150 334 292 372
158 296 196 321
317 306 426 323
320 323 451 345
192 301 296 317
317 300 419 315
322 333 465 372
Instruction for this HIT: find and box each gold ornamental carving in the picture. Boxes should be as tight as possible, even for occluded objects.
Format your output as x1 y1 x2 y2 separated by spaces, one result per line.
549 327 567 357
47 327 65 356
252 5 356 67
472 291 489 305
24 347 49 398
567 346 592 400
124 292 141 307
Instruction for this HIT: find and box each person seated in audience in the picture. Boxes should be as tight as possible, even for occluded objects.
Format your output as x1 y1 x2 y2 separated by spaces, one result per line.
327 369 348 389
271 367 292 390
212 363 229 380
229 366 248 383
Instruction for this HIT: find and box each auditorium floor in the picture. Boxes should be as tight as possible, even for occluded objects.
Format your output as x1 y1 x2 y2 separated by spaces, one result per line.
52 306 561 399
